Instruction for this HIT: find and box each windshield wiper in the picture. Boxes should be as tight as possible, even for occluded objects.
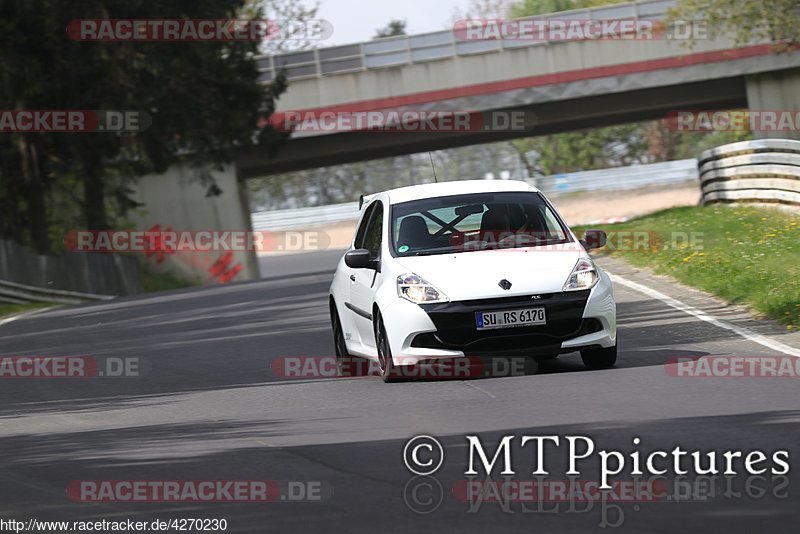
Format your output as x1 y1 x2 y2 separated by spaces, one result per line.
412 246 462 256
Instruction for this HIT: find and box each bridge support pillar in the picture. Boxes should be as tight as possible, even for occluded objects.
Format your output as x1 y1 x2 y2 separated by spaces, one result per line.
129 163 260 285
746 67 800 140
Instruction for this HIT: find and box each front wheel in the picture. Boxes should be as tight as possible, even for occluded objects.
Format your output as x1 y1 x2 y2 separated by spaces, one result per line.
331 302 357 377
374 313 398 383
580 345 617 370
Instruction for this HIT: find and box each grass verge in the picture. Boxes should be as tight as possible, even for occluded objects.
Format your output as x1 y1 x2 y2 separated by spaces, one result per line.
140 270 192 293
0 301 58 319
576 204 800 330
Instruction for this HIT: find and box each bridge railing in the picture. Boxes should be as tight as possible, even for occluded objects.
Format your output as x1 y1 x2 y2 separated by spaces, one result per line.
699 139 800 206
256 0 675 83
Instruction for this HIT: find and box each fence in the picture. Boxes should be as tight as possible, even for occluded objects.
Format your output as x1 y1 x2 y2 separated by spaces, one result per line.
250 158 699 231
251 202 360 231
699 139 800 206
0 239 142 305
255 0 675 82
534 158 697 196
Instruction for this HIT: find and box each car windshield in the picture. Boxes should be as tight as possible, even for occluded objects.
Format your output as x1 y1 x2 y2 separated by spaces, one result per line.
391 191 572 256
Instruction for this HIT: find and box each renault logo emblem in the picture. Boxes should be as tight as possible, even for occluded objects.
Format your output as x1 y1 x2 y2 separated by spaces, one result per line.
498 279 512 290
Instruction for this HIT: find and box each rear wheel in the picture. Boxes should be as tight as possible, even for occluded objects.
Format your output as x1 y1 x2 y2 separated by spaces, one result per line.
374 313 398 383
581 345 617 370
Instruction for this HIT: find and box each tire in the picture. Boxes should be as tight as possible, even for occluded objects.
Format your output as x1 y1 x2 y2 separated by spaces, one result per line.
330 301 357 377
523 357 539 375
374 313 398 383
581 345 617 370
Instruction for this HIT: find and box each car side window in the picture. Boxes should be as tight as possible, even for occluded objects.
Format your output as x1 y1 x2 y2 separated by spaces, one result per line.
354 203 375 249
362 202 384 259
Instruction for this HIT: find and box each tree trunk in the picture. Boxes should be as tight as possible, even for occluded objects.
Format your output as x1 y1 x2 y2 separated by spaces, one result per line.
0 157 24 245
80 144 108 230
17 135 50 253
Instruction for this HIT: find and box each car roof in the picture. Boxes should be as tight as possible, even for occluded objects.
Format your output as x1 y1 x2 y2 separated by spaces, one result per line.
382 179 540 205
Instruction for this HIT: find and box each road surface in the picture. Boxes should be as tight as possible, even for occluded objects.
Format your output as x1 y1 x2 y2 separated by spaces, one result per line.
0 254 798 533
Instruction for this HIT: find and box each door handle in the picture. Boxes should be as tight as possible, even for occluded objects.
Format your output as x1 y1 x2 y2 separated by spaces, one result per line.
350 274 356 282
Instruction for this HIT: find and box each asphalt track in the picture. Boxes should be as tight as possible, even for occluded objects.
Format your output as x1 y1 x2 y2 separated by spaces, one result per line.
1 252 799 533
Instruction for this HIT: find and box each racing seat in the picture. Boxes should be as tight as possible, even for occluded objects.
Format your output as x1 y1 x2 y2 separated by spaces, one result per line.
479 206 510 245
397 215 433 251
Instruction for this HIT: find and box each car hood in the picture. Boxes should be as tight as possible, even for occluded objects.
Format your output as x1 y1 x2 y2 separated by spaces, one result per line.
393 243 585 301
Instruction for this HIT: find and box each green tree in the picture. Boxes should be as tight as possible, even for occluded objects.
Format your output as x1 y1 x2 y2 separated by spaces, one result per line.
254 0 321 52
510 0 630 18
668 0 800 49
453 0 512 20
0 0 287 251
374 19 407 39
512 124 648 176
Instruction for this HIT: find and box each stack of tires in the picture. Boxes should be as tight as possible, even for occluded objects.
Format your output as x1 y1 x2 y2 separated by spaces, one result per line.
699 139 800 207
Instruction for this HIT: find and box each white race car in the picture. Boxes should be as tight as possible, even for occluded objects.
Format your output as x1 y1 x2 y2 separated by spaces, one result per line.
329 180 617 382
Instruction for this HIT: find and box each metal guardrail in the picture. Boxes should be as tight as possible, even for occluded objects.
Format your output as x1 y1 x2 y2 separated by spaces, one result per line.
256 0 675 83
252 202 360 231
0 279 115 305
250 158 699 231
0 239 142 304
534 158 697 195
699 139 800 206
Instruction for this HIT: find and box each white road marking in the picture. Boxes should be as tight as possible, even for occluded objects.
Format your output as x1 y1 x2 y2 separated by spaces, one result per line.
610 273 800 357
0 307 55 328
462 381 496 398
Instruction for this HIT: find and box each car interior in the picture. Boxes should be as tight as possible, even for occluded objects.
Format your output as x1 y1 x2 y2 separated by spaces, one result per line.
394 199 568 254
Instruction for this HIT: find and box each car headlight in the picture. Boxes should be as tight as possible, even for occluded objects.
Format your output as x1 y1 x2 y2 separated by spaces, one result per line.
397 273 449 303
563 258 599 291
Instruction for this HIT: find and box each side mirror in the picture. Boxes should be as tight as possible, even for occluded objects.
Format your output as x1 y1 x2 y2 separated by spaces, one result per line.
581 229 607 250
345 248 378 270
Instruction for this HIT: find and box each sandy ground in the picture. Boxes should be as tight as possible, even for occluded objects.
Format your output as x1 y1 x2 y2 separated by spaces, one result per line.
550 184 700 226
258 184 700 254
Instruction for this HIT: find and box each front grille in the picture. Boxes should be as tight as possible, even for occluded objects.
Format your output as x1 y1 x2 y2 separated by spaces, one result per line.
415 290 593 355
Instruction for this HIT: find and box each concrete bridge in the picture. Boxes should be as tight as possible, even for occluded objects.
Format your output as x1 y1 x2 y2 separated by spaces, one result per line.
237 0 800 177
131 0 800 285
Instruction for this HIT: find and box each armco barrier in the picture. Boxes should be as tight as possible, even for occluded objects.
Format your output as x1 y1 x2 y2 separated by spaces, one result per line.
0 239 142 304
534 158 697 196
699 139 800 206
250 159 699 231
0 279 114 305
251 202 360 232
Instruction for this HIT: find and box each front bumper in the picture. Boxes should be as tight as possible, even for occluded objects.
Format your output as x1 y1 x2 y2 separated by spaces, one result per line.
416 290 598 356
380 281 616 366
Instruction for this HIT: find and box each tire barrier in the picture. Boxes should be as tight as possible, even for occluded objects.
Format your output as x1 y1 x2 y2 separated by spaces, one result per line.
699 139 800 207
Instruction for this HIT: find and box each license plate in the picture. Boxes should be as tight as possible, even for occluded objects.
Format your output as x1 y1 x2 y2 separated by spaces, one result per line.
475 307 546 330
